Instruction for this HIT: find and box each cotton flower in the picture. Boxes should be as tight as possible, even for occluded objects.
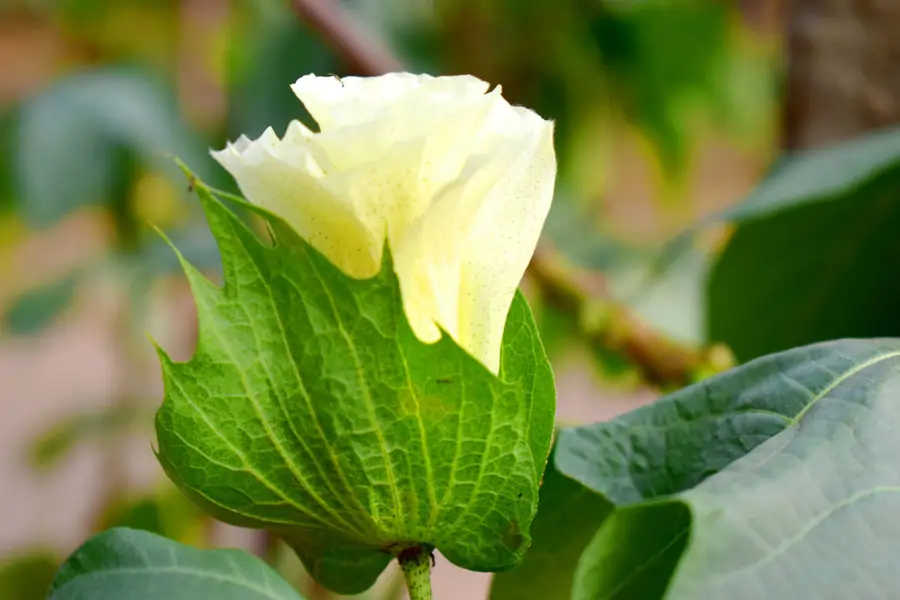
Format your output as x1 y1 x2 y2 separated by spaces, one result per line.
212 73 555 374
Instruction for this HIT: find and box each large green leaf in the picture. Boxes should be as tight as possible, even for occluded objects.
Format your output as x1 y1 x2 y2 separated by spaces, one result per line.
555 338 900 599
48 528 304 600
709 126 900 360
155 178 555 593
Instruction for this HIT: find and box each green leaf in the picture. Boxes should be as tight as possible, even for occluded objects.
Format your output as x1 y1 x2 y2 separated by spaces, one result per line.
556 338 900 599
154 179 555 593
227 18 340 140
543 194 644 272
95 489 208 546
709 126 900 360
2 274 78 336
591 3 732 176
15 69 210 227
137 225 222 276
30 403 149 469
572 501 690 600
16 88 116 227
722 126 900 222
489 445 612 600
607 245 709 347
48 528 304 600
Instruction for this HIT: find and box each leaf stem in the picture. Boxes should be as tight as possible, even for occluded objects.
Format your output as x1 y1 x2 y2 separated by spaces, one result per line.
397 546 433 600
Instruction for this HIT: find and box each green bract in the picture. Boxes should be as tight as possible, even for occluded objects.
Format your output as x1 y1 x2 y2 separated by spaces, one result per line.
153 174 555 593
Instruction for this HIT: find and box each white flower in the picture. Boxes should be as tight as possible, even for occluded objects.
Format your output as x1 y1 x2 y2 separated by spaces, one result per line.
211 73 556 374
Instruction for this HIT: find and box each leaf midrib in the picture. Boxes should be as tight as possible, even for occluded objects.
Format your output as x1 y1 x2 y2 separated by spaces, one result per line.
693 485 900 586
178 259 357 535
299 245 403 531
236 225 376 535
789 350 900 424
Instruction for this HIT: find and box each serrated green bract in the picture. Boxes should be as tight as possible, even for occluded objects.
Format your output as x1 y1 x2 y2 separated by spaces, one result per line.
154 178 555 594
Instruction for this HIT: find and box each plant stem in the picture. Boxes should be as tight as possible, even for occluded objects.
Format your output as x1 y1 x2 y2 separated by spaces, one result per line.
397 547 433 600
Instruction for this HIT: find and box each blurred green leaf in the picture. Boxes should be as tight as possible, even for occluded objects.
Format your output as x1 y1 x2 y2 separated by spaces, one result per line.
15 68 211 228
556 339 900 599
2 274 79 336
29 403 150 469
227 18 341 140
489 446 612 600
544 194 707 364
723 125 900 221
592 2 732 176
573 502 690 600
101 497 165 536
0 553 58 600
137 225 222 276
15 92 118 227
709 125 900 360
531 300 580 362
608 246 709 346
96 489 207 545
544 196 643 272
0 112 16 215
49 528 305 600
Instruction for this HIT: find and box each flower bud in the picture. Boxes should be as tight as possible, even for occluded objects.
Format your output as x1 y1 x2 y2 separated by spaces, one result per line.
212 73 555 373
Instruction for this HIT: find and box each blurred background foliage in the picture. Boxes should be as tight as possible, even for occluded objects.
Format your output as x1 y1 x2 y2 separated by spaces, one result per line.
12 0 900 598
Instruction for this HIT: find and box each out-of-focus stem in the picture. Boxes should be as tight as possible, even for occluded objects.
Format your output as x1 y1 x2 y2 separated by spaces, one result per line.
528 245 732 388
288 0 402 75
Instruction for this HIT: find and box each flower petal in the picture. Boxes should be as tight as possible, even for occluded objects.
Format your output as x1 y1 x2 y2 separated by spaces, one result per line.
456 120 556 373
210 126 382 278
290 73 489 132
213 73 557 373
393 112 556 373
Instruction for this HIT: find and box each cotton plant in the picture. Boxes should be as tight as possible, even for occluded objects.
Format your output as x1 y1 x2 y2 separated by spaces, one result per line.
167 73 556 597
210 73 556 377
48 72 900 600
48 73 558 600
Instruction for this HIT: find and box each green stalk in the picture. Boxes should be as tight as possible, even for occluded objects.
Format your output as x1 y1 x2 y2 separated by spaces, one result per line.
397 546 433 600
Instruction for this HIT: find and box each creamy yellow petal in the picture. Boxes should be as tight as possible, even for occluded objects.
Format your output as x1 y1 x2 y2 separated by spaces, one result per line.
210 127 381 278
290 73 488 132
456 121 556 373
213 73 557 373
309 87 508 247
296 77 497 174
393 111 556 373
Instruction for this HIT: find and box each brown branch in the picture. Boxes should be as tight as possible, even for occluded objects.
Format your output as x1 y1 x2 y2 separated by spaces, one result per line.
527 246 731 388
289 0 728 388
289 0 402 75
